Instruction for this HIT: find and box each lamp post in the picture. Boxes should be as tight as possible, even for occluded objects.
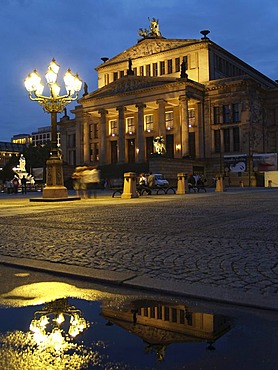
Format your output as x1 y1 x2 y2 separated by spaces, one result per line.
24 59 82 198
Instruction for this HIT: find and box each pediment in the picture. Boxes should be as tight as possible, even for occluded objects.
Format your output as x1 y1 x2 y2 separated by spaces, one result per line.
96 38 200 69
82 76 181 100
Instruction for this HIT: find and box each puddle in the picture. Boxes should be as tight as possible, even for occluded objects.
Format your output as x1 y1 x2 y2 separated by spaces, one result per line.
0 269 277 369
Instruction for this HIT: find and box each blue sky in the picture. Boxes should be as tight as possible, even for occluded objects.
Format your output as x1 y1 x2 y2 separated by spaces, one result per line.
1 0 278 141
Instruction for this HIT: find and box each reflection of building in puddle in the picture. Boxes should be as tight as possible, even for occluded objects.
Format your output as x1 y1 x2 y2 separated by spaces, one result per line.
101 302 231 361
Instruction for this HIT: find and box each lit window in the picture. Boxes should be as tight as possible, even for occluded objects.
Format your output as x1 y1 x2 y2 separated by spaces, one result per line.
165 111 174 130
109 119 118 136
104 74 109 85
144 114 154 132
188 109 195 127
126 117 135 134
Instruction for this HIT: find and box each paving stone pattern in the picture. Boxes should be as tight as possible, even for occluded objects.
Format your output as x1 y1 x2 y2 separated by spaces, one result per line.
0 189 277 301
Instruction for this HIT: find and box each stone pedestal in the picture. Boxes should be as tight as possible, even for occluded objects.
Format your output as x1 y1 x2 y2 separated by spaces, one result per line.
121 172 139 199
43 157 68 199
215 176 224 192
176 173 187 194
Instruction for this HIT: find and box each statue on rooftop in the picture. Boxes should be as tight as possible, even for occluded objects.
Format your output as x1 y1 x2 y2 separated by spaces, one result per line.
138 18 162 39
149 17 161 37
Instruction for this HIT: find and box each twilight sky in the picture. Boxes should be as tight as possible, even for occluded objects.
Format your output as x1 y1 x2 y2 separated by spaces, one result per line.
1 0 278 142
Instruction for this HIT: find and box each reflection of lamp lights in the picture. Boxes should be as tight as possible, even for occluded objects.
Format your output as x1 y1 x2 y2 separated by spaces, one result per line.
29 298 89 350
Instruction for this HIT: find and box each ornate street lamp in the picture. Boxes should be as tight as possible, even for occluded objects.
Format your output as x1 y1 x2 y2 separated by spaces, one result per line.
24 59 82 198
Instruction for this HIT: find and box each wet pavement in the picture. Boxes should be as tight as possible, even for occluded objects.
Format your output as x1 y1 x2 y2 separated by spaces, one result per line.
0 187 277 311
0 265 277 370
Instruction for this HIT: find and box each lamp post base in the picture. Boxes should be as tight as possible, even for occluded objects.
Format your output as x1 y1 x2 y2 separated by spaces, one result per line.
43 156 68 199
43 185 68 199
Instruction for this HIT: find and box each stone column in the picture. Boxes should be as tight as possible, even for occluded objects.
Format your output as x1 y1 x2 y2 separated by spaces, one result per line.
220 128 224 174
157 99 167 139
136 103 146 163
180 95 189 157
176 173 188 195
99 109 107 165
197 101 204 159
83 113 90 164
121 172 139 199
117 106 125 164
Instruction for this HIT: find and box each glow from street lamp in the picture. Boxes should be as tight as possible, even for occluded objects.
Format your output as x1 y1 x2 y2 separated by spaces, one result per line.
63 68 76 95
24 70 41 92
45 68 58 85
49 58 60 74
24 59 82 114
73 74 82 92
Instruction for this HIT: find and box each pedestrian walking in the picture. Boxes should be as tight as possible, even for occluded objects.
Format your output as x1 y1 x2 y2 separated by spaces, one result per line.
72 167 84 197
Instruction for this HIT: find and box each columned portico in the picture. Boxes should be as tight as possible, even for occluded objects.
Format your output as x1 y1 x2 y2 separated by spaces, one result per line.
99 109 107 165
136 103 146 162
117 106 126 164
179 95 189 157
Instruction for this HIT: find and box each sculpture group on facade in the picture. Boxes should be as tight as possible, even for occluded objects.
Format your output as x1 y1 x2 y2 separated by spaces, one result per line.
138 17 162 38
153 136 166 155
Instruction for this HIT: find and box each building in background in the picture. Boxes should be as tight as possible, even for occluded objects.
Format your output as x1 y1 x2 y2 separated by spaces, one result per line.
31 126 60 147
11 133 31 146
59 20 278 184
0 142 25 168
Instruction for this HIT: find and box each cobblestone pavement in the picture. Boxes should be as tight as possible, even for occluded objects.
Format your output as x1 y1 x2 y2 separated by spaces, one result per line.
0 188 277 309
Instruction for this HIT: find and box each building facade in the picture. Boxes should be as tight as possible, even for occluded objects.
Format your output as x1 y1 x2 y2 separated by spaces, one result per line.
31 126 60 147
59 21 278 183
0 142 25 168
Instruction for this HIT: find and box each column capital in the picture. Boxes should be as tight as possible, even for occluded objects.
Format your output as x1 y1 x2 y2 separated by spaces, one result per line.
135 103 146 109
156 98 167 106
116 105 126 112
98 109 108 115
179 94 188 103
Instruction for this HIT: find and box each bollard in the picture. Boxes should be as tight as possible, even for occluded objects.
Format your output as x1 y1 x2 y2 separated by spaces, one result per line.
240 180 244 188
176 173 187 194
215 176 224 192
121 172 139 199
268 180 272 188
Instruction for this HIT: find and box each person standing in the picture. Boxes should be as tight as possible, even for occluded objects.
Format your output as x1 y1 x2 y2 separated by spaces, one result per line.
21 176 27 194
147 172 155 189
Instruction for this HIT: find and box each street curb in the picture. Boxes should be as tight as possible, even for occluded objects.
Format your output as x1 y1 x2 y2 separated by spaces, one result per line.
1 256 277 312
